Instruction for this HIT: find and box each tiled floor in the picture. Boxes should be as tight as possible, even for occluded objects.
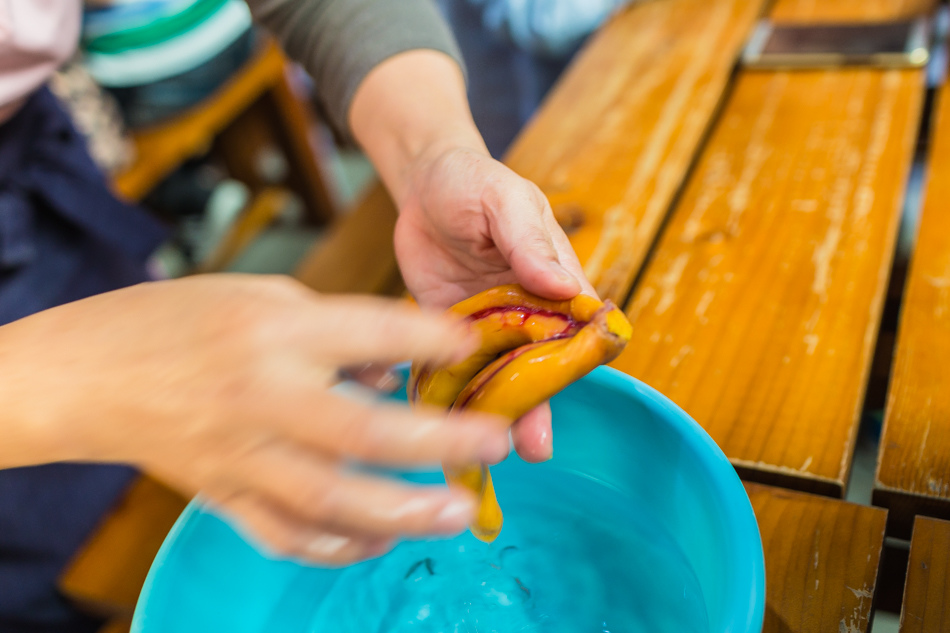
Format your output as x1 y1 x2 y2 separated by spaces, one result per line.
873 611 901 633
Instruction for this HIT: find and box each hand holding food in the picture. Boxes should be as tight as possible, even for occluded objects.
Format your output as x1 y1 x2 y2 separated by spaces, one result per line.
410 284 632 541
0 275 515 565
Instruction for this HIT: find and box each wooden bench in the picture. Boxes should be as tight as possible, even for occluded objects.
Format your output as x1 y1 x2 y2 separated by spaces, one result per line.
747 482 888 633
899 515 950 632
611 0 932 497
874 83 950 538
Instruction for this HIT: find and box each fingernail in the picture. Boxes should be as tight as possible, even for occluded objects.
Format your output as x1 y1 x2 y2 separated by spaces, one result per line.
539 429 554 462
374 370 403 393
479 433 511 464
433 496 475 532
305 533 351 557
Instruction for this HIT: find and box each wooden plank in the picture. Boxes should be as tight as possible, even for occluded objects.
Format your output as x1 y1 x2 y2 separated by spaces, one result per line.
505 0 767 303
747 482 887 633
59 476 188 618
294 182 404 296
611 0 931 496
874 87 950 538
770 0 932 21
113 43 285 202
899 516 950 632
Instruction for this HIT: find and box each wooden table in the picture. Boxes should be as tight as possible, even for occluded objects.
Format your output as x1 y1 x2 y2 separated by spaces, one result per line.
63 0 950 629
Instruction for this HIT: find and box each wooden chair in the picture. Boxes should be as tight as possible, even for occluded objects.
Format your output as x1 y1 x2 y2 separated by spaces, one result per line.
112 40 336 223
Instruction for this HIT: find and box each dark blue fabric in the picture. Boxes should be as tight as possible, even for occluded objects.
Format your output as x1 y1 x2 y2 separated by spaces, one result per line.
439 0 572 159
0 88 168 633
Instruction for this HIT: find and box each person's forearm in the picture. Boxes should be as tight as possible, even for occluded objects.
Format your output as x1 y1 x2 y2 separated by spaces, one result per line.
348 50 488 206
247 0 465 138
0 320 79 468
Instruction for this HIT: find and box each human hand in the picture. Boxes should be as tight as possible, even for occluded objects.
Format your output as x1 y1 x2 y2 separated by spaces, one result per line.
394 144 596 461
0 275 512 565
349 51 596 463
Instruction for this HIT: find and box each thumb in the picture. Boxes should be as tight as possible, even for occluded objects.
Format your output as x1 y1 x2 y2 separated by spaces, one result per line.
487 181 582 300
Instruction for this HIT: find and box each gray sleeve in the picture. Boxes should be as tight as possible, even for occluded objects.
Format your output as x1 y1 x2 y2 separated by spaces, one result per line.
245 0 465 138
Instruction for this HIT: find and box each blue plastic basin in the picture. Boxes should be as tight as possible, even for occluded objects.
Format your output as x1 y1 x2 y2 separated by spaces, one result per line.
132 366 765 632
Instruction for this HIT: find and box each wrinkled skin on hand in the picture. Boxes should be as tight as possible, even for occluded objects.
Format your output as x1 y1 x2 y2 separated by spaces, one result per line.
0 275 515 566
395 145 597 463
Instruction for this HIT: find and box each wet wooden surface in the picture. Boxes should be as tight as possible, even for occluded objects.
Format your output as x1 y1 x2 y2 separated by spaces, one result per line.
874 86 950 538
747 482 888 633
505 0 766 303
899 516 950 632
611 0 931 496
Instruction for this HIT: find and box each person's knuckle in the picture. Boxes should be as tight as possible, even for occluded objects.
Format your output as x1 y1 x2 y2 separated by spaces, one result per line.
339 414 388 460
259 274 309 301
298 479 340 521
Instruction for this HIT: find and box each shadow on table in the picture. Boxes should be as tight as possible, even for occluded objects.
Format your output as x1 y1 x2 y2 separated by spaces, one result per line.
763 605 794 633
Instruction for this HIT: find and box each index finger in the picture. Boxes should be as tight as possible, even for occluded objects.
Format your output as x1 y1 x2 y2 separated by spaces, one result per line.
306 295 479 367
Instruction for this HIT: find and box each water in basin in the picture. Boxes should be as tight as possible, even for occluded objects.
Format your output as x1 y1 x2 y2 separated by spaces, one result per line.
300 467 708 633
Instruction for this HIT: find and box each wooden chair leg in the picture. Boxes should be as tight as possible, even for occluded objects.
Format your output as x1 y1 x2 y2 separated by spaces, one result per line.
196 187 293 273
214 70 338 226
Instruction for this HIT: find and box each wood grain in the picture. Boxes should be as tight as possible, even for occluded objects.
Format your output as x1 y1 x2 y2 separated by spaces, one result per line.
611 0 930 495
505 0 766 303
770 0 932 21
875 87 950 537
747 482 887 633
900 516 950 632
59 476 188 617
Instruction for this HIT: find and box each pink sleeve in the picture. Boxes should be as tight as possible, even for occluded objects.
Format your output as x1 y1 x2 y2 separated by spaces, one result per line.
0 0 81 121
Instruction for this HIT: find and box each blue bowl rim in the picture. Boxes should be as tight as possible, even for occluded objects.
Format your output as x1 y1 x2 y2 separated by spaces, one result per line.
132 365 766 633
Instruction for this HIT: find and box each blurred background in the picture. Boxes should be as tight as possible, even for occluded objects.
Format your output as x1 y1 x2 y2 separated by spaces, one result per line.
66 0 619 286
